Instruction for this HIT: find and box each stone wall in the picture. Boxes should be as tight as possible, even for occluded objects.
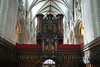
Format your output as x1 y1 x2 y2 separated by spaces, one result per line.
81 0 100 45
0 0 19 44
81 0 94 45
90 0 100 39
0 0 9 38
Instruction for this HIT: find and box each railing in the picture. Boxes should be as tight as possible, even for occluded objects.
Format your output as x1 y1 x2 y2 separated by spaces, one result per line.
16 43 83 50
16 43 42 50
57 44 83 50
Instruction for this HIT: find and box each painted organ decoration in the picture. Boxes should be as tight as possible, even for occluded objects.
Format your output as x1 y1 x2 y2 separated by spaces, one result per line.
36 14 63 52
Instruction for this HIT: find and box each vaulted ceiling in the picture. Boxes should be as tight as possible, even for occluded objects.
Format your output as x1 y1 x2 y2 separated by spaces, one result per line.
26 0 73 20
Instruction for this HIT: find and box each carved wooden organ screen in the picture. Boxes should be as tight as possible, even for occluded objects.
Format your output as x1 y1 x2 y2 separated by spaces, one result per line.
36 14 64 51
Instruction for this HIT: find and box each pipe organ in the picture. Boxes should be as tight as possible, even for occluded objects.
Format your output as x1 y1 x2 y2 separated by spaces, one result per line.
36 14 64 51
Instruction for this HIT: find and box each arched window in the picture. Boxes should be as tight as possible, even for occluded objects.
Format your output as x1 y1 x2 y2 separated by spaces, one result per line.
79 22 83 35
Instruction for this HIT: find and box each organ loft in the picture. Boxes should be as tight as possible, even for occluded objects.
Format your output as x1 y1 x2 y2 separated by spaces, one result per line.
36 14 64 52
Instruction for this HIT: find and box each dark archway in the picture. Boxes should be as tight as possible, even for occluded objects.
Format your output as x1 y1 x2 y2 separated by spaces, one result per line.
43 59 56 67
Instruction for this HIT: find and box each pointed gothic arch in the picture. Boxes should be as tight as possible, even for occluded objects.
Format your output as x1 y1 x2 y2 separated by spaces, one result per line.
15 18 25 44
74 20 84 44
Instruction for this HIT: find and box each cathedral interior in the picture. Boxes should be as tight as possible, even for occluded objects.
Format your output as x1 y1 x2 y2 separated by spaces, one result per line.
0 0 100 67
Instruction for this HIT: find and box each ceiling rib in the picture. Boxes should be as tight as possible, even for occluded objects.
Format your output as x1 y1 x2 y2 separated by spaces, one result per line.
38 5 62 14
63 0 72 12
52 0 68 23
28 0 48 12
31 0 49 22
28 0 38 12
52 1 65 17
